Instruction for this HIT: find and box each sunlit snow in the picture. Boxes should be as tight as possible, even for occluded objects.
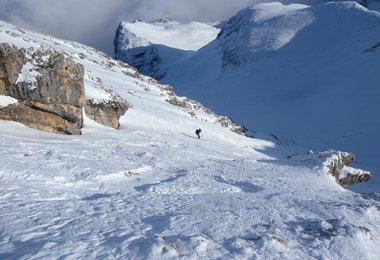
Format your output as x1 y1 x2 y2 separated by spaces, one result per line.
1 2 380 259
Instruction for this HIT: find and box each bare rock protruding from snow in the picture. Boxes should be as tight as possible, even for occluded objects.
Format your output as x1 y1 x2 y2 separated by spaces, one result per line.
324 152 372 188
163 85 245 134
0 44 25 94
288 150 372 188
0 44 85 134
85 98 130 129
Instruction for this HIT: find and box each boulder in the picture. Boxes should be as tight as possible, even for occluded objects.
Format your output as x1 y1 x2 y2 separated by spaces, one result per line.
325 152 372 188
85 98 130 129
287 150 372 188
0 44 85 134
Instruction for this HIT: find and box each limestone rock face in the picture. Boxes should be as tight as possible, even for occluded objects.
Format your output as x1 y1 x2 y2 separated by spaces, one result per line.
0 44 85 134
11 50 85 106
0 44 25 95
85 98 130 129
0 103 81 135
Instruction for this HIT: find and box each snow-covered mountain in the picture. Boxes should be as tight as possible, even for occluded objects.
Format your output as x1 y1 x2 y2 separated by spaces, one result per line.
114 19 219 79
116 1 380 193
1 5 380 259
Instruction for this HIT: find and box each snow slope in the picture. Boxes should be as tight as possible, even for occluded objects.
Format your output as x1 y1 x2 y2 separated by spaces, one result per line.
160 1 380 193
1 17 380 259
115 19 219 51
114 19 219 79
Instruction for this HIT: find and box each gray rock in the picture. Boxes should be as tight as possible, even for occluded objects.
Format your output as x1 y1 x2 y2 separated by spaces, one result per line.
85 98 130 129
0 44 85 134
0 43 25 94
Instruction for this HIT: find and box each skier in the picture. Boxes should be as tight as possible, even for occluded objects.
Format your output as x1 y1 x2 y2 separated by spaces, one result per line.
195 128 202 139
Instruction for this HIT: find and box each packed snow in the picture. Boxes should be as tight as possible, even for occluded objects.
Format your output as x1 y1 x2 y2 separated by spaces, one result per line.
1 112 380 259
15 61 41 89
0 95 18 107
1 4 380 259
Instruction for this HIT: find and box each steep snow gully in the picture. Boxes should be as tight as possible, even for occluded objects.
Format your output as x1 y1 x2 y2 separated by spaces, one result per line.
1 2 380 259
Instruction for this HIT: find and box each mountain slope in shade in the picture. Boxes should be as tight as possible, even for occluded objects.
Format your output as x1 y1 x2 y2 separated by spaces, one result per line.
1 10 380 259
159 1 380 193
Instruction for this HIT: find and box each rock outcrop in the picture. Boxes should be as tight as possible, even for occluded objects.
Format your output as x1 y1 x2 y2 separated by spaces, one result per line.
85 98 130 129
325 152 372 188
287 150 372 188
0 44 85 134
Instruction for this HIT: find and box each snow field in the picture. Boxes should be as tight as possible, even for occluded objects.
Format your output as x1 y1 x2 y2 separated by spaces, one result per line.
1 9 380 259
1 119 380 259
118 20 220 51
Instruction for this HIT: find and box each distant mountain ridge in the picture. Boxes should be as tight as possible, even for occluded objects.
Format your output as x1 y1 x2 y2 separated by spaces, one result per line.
114 19 219 79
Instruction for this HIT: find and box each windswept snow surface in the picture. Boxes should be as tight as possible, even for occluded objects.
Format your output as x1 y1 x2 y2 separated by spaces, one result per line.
1 15 380 259
161 2 380 193
0 95 18 107
2 114 380 259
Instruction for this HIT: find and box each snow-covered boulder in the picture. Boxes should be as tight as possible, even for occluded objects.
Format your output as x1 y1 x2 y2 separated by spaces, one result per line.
287 150 372 188
324 152 372 188
0 44 85 134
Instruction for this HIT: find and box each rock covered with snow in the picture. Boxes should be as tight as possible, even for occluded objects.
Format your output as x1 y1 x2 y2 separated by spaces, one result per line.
288 150 372 188
0 43 85 134
324 151 372 188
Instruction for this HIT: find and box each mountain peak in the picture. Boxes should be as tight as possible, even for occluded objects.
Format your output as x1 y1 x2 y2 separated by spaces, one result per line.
114 19 219 79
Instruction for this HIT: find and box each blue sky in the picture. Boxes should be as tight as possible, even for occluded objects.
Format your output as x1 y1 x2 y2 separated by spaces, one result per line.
0 0 327 55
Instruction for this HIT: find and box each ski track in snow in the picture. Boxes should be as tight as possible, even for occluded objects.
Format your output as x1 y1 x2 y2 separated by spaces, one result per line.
1 122 380 259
